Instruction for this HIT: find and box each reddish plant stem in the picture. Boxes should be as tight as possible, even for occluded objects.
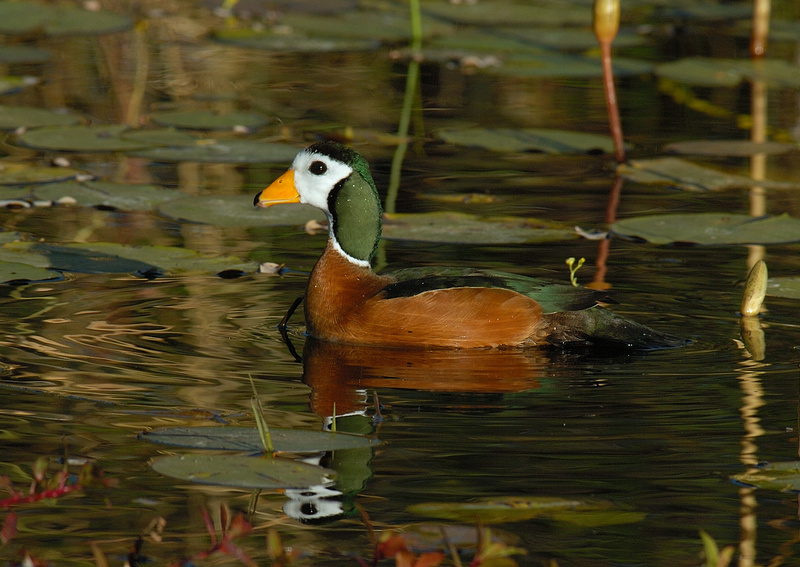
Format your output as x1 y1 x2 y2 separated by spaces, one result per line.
600 40 625 164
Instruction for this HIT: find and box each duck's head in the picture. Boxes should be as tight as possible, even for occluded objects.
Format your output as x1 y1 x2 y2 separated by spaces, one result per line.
254 141 382 267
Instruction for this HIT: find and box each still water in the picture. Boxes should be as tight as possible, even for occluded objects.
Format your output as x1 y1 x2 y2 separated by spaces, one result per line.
0 1 799 566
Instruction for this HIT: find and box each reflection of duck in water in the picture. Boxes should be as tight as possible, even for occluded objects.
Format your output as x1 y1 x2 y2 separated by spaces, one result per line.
255 141 683 349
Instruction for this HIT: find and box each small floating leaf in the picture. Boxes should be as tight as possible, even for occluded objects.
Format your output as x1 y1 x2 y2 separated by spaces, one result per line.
16 125 151 152
160 195 325 227
149 110 269 131
611 213 800 245
382 211 576 244
0 260 59 284
0 106 81 130
131 140 298 163
734 461 800 492
439 127 615 154
143 426 379 452
766 277 800 300
0 163 85 185
664 139 794 157
33 181 180 210
151 454 335 489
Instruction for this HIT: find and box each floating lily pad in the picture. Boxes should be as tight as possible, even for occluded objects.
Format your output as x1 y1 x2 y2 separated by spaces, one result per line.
504 27 645 50
34 243 157 274
120 128 200 147
143 426 379 453
214 28 375 52
733 461 800 492
0 260 60 284
422 2 589 26
656 58 800 88
0 1 131 36
439 127 615 154
151 454 335 489
619 157 800 191
0 106 81 130
0 163 86 185
664 140 795 157
491 53 653 79
766 277 800 300
160 195 325 227
33 181 180 210
16 125 151 152
611 213 800 245
382 211 576 244
149 110 269 131
408 496 644 526
131 139 298 163
0 45 51 64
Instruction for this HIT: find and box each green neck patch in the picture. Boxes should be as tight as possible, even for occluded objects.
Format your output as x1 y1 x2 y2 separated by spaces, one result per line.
329 165 382 264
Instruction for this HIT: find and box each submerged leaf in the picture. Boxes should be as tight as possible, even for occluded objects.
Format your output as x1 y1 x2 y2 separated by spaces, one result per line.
439 127 615 154
160 195 325 227
611 213 800 245
143 426 379 452
151 454 335 489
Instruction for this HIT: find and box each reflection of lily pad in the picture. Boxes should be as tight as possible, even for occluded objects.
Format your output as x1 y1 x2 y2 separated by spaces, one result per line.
152 454 335 489
160 195 325 227
131 140 298 163
382 211 576 244
143 426 379 453
0 1 132 36
408 496 644 526
0 106 81 130
214 28 375 52
33 181 180 210
656 58 800 88
0 163 86 185
611 213 800 245
664 140 795 157
766 277 800 300
619 157 800 191
149 110 269 131
733 461 800 492
16 125 151 152
439 128 615 154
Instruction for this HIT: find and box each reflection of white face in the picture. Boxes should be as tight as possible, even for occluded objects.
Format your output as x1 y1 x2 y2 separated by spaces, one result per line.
283 484 344 524
292 149 353 213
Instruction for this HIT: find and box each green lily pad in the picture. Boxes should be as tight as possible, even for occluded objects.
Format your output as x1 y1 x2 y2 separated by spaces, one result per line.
766 277 800 300
491 53 653 79
120 128 201 147
214 28 376 53
0 46 51 64
439 127 615 154
504 27 645 50
619 157 800 191
0 240 50 268
382 211 576 244
0 1 131 36
34 243 157 274
151 453 335 489
16 125 151 152
422 2 589 26
656 58 800 88
33 181 180 210
733 461 800 492
611 213 800 245
142 426 379 453
160 194 325 227
0 106 81 130
0 163 86 185
664 140 795 157
0 260 60 284
408 496 644 526
131 139 298 163
149 110 269 131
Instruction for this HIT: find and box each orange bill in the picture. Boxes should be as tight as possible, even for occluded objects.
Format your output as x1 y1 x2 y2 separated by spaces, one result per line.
254 169 300 208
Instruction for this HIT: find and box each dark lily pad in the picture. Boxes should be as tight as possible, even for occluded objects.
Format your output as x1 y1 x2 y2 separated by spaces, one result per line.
733 461 800 492
34 243 157 274
664 140 795 157
0 260 60 284
656 58 800 88
143 426 379 452
611 213 800 245
439 127 615 154
408 496 644 526
131 139 298 163
422 2 589 26
160 195 325 227
382 211 576 244
619 157 800 191
214 28 376 53
491 53 653 79
151 453 335 489
0 163 86 185
16 125 151 152
149 110 269 131
33 181 180 210
766 277 800 300
0 45 51 64
0 106 81 130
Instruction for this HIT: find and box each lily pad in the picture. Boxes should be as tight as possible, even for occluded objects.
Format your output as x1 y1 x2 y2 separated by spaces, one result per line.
214 28 376 53
733 461 800 492
611 213 800 245
131 139 298 164
0 1 131 36
0 46 51 64
422 2 589 26
149 110 269 131
491 53 653 79
120 128 201 147
656 58 800 88
408 496 644 526
142 426 379 453
0 260 60 284
160 195 325 227
0 75 37 95
382 211 576 244
16 125 151 152
766 277 800 300
151 453 335 489
619 157 800 191
439 127 615 154
0 106 81 130
664 140 795 157
0 163 86 185
33 181 180 210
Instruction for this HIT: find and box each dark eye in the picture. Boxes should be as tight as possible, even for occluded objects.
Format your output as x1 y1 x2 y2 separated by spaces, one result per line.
309 161 327 175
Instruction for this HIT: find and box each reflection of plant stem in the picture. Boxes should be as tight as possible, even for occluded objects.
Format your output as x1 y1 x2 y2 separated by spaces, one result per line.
589 175 623 290
750 0 770 57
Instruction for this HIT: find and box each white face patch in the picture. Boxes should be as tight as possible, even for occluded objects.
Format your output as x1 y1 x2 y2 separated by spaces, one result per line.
291 149 353 213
